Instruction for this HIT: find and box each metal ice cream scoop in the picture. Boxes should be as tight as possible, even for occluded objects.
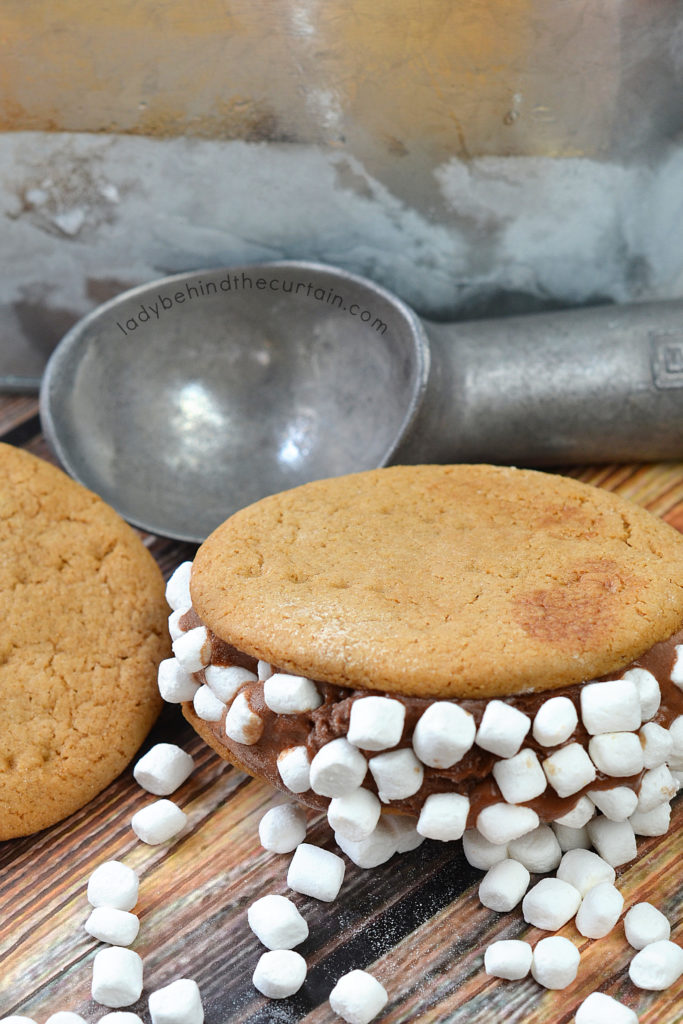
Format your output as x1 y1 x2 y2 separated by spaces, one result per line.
36 261 683 542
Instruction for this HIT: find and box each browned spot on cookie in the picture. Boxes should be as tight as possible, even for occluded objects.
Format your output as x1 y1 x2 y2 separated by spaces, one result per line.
534 501 599 540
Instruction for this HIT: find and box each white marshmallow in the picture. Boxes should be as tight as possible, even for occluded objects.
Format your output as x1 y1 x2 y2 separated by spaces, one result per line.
287 843 345 901
157 658 199 703
621 667 660 721
347 696 405 751
224 692 263 745
484 939 533 981
384 814 425 853
91 947 143 1008
277 746 311 794
328 969 388 1024
580 679 641 735
670 644 683 688
368 748 423 803
530 936 580 990
575 992 638 1024
310 738 367 797
168 608 187 641
461 828 509 870
131 799 187 845
259 803 307 853
44 1015 87 1024
492 748 547 804
624 902 671 949
636 764 678 812
543 743 597 797
522 878 581 930
416 792 469 841
253 950 307 999
575 881 624 938
556 848 616 895
552 822 591 852
85 907 140 946
334 818 397 869
629 802 671 836
87 861 139 911
257 660 273 681
629 939 683 990
586 818 637 867
328 788 381 841
588 732 644 777
0 1018 37 1023
507 825 562 873
133 743 195 796
553 794 596 829
204 664 256 702
669 715 683 756
148 979 203 1024
587 786 638 822
532 696 578 748
639 721 673 769
98 1014 143 1024
165 561 193 611
192 684 225 722
264 673 322 714
247 894 309 950
478 859 530 912
476 700 531 758
476 803 539 846
412 701 475 767
172 626 211 674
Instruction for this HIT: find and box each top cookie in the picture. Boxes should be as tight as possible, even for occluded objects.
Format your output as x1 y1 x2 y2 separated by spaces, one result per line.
0 444 169 840
191 465 683 699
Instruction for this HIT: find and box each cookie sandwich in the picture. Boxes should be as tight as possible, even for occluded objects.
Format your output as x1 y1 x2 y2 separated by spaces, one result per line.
160 465 683 856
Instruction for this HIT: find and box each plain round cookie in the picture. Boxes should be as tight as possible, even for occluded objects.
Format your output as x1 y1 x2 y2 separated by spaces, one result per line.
0 444 169 840
191 464 683 699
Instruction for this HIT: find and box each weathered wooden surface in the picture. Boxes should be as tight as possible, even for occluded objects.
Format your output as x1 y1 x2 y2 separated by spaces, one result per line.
0 396 681 1023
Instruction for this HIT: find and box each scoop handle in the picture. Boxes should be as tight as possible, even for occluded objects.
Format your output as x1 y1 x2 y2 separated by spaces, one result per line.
397 300 683 465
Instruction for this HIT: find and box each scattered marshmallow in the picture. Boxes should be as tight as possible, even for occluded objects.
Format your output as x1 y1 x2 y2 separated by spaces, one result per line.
157 658 199 703
543 743 597 797
552 822 591 852
417 793 469 841
636 764 678 813
384 814 425 853
587 786 638 822
287 843 345 901
522 878 581 930
91 947 143 1008
669 715 683 757
131 799 187 845
328 969 388 1024
87 861 139 911
629 802 672 836
257 660 273 681
252 949 307 998
412 701 475 767
44 1015 87 1024
310 738 367 797
476 701 531 758
580 679 641 735
624 902 671 950
586 818 637 867
575 882 624 939
461 828 509 870
479 858 530 912
98 1014 143 1024
277 746 311 794
507 825 562 873
133 743 195 796
531 935 580 989
484 939 533 981
491 748 547 804
588 733 644 777
476 803 539 846
639 721 673 770
552 794 596 829
621 667 660 721
259 803 307 853
264 673 323 714
328 788 381 841
0 1018 38 1024
556 848 616 896
168 609 187 641
192 684 225 722
85 907 140 946
148 979 204 1024
247 894 309 950
670 644 683 688
335 818 398 869
532 696 578 748
172 627 211 674
165 561 193 611
224 692 263 745
347 696 406 751
628 939 683 990
205 664 256 702
575 992 638 1024
368 748 424 803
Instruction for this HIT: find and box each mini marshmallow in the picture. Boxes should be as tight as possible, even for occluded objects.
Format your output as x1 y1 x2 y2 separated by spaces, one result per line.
639 721 673 769
580 679 641 735
368 748 424 803
168 608 187 641
636 764 678 812
252 950 307 998
587 786 638 822
172 626 210 674
669 715 683 756
347 696 406 751
328 788 381 841
277 745 311 793
133 743 195 796
310 738 367 797
588 732 644 777
575 992 638 1024
157 658 199 703
586 818 637 867
335 817 398 869
148 978 204 1024
553 794 596 829
476 700 531 758
287 843 345 901
543 743 597 798
259 803 307 853
556 848 616 895
412 701 475 767
328 969 388 1024
91 947 143 1008
621 667 660 721
476 803 539 846
417 793 469 842
87 861 139 911
0 1018 37 1023
85 907 140 946
98 1014 143 1024
629 939 683 990
478 858 530 912
264 673 323 714
205 664 256 702
461 828 509 870
384 814 425 853
224 691 263 745
552 822 591 852
257 660 273 681
575 881 624 939
522 877 581 930
247 894 309 950
491 748 547 804
624 902 671 949
165 561 193 610
531 936 580 990
192 684 225 722
532 696 578 748
484 940 533 981
507 825 562 873
44 1015 87 1024
670 644 683 688
629 802 671 836
131 799 186 845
